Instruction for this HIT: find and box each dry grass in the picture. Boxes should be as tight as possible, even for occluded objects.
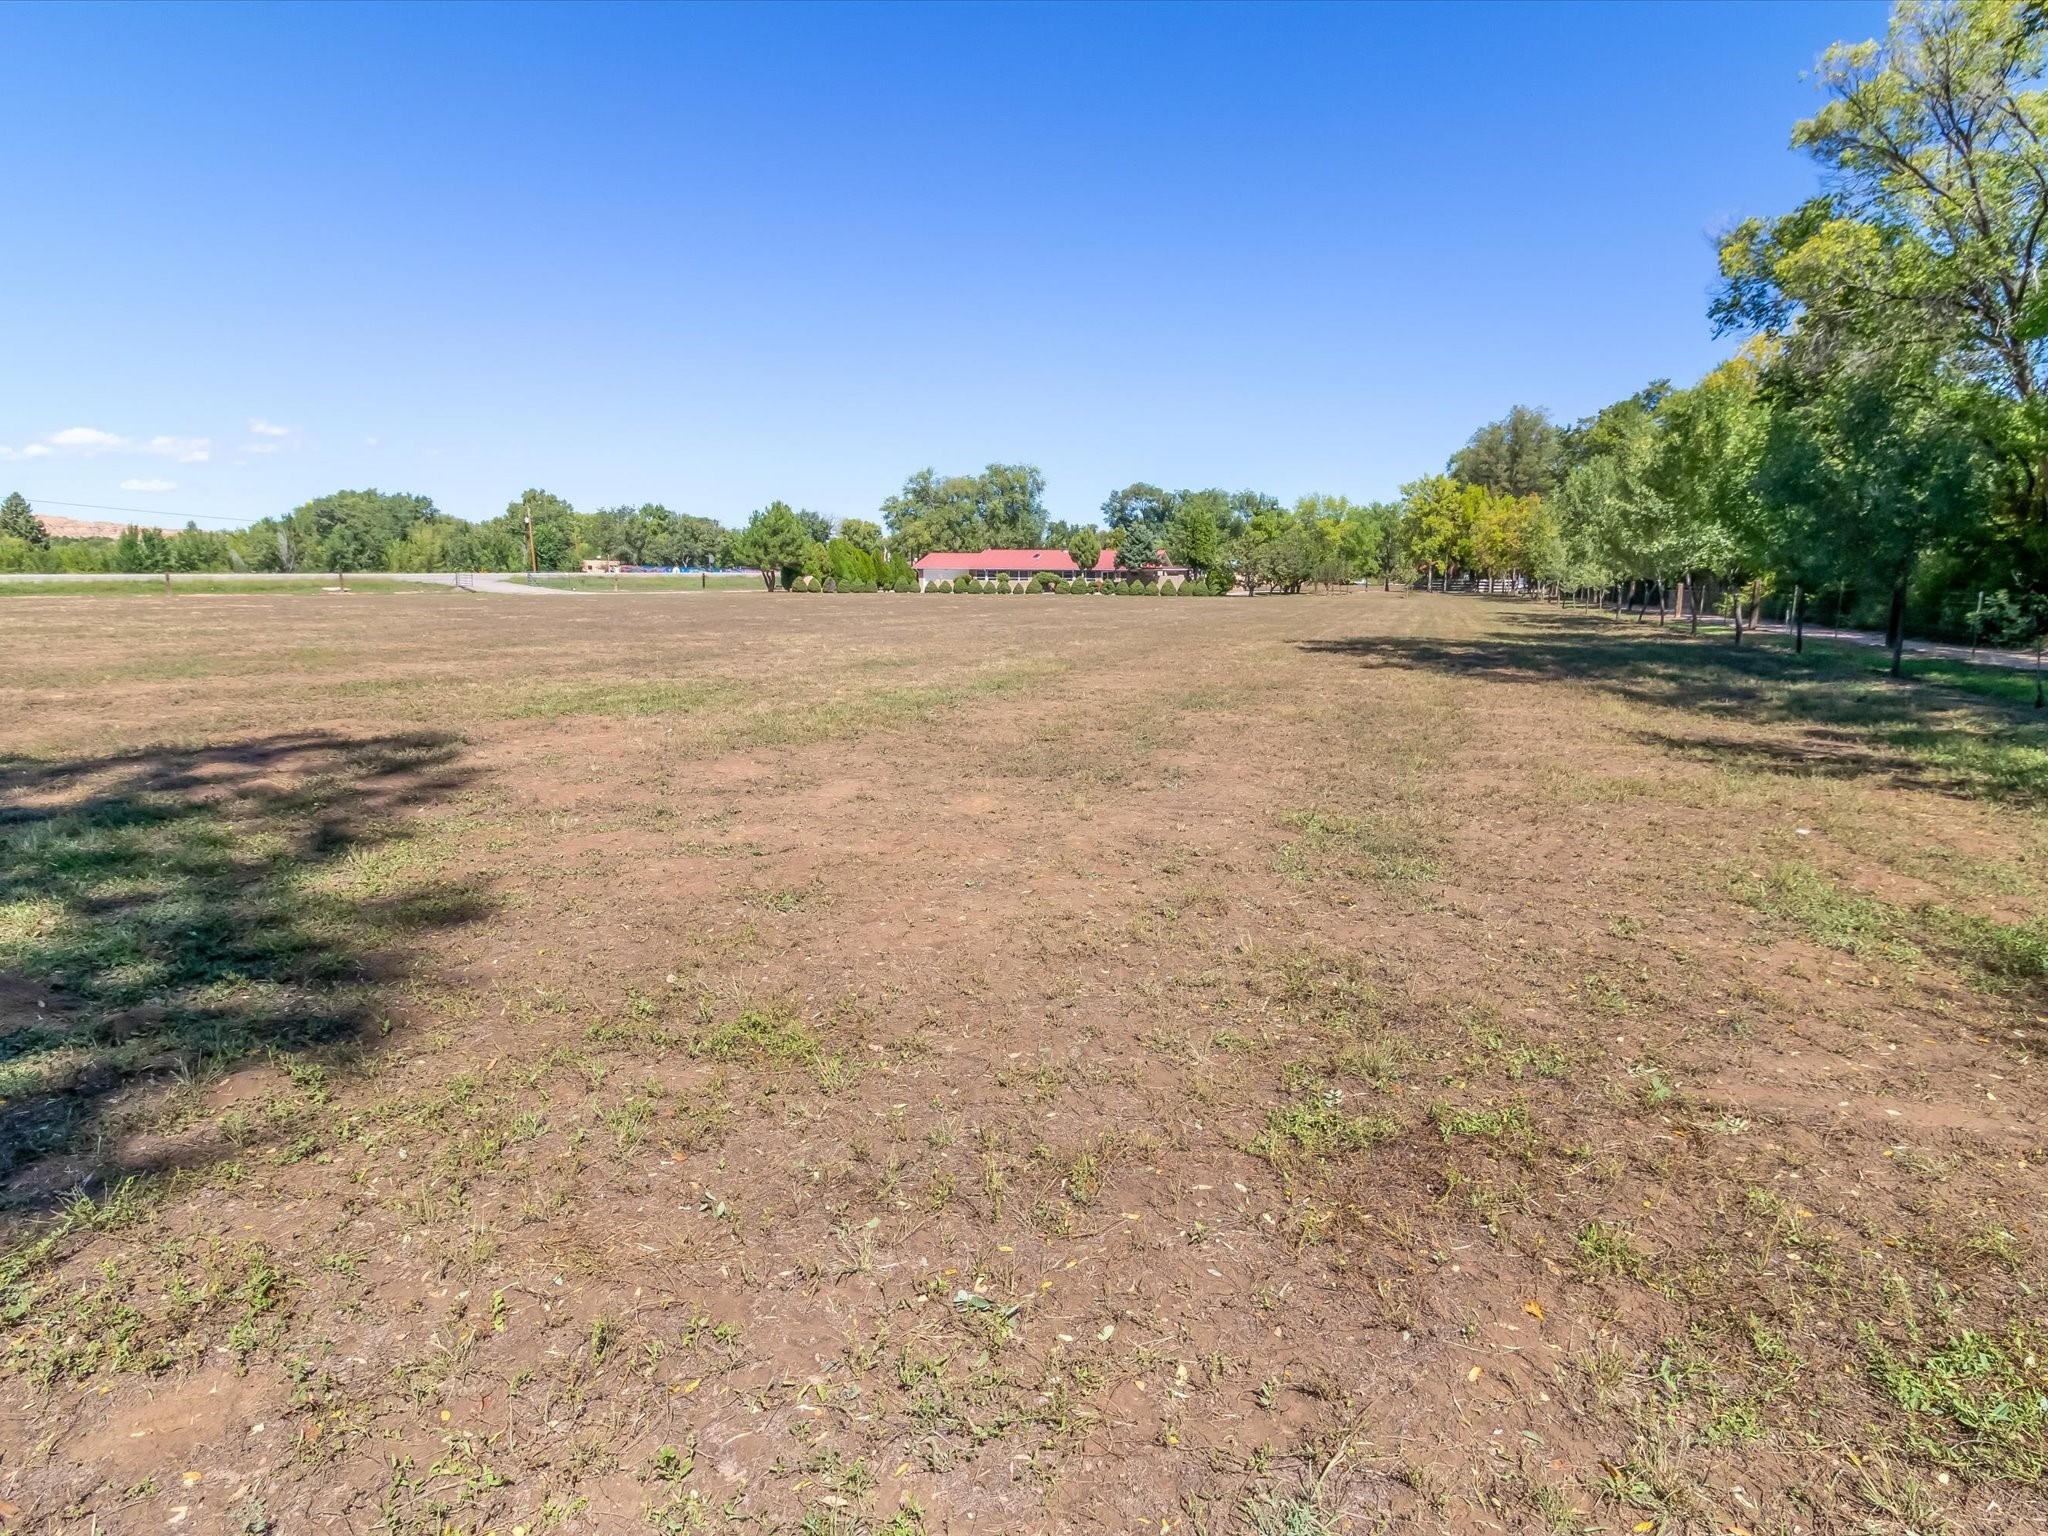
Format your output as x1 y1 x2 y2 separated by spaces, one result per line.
0 588 2042 1534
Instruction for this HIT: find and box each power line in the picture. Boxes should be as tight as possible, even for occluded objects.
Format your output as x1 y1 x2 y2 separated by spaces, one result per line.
24 496 252 527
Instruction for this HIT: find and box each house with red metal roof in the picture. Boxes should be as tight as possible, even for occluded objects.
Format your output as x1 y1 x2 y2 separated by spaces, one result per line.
909 547 1194 587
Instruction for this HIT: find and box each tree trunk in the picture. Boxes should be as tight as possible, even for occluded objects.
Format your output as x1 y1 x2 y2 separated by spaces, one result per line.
1732 578 1743 646
1792 583 1804 654
1886 581 1907 677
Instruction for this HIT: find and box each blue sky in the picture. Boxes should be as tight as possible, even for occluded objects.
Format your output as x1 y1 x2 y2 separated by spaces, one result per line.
0 1 1885 533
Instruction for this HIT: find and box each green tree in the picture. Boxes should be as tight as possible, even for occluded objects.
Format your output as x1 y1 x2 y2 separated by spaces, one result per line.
0 491 47 547
1341 501 1404 587
1449 406 1565 497
838 518 886 562
1235 504 1316 594
1226 490 1280 541
1715 0 2048 595
325 516 383 589
1398 476 1483 588
290 488 443 573
881 465 1047 557
1759 346 1984 672
1065 526 1102 579
1102 483 1175 569
1651 352 1774 632
500 489 577 572
734 501 811 590
1163 490 1226 575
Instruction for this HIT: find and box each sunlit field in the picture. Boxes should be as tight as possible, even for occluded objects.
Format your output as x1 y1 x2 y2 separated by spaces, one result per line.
1 588 2043 1534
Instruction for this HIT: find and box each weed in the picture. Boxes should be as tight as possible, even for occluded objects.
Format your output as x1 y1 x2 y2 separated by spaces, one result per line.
1250 1100 1399 1164
1741 861 1910 958
1574 1221 1648 1281
1864 1325 2048 1482
1430 1100 1532 1141
693 1002 816 1064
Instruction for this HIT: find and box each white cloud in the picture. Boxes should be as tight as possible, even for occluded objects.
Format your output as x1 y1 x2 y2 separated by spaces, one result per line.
120 478 177 493
364 436 380 447
241 442 281 454
50 426 125 451
0 426 211 463
249 418 290 437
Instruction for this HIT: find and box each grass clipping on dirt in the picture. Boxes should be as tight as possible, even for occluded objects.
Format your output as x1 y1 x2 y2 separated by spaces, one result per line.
0 590 2044 1535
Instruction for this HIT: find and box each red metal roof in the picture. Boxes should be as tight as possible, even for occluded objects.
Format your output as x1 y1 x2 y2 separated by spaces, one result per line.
910 548 1164 572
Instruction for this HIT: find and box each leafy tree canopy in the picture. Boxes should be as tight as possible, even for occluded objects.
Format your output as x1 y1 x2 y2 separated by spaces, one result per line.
1449 406 1565 498
0 491 48 547
734 501 812 590
881 464 1047 558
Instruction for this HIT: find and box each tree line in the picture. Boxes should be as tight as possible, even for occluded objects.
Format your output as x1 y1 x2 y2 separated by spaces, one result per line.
10 1 2045 648
0 470 1411 599
0 489 737 580
1395 0 2048 672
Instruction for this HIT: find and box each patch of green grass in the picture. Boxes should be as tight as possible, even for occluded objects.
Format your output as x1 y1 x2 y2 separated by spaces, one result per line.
0 577 425 597
1274 807 1436 888
1742 863 2046 991
526 573 760 591
1249 1099 1399 1163
1864 1325 2048 1483
1921 906 2048 988
692 1003 817 1064
509 678 736 720
1575 1220 1649 1281
1794 637 2047 712
1896 727 2048 808
1241 1490 1340 1536
0 732 482 1201
1740 861 1908 957
718 661 1063 753
1430 1101 1532 1141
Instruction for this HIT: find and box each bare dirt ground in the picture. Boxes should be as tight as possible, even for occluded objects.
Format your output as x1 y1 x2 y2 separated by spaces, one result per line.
0 589 2042 1536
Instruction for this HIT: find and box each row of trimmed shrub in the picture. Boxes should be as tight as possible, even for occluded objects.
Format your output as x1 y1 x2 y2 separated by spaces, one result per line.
784 577 914 593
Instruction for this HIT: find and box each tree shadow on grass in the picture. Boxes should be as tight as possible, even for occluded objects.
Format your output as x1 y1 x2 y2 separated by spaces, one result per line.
0 730 490 1222
1299 608 2048 810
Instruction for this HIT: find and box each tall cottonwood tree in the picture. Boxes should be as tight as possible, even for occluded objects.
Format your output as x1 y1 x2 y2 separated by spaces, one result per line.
1716 0 2048 585
1449 406 1566 498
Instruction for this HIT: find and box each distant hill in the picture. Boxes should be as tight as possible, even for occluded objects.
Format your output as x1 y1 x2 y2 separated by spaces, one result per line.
36 513 180 540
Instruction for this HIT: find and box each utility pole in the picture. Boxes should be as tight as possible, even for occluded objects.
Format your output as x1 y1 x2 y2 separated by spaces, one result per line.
525 513 537 586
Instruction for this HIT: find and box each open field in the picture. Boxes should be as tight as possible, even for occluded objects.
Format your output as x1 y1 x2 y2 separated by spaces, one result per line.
0 576 430 598
528 574 765 592
1 590 2043 1535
